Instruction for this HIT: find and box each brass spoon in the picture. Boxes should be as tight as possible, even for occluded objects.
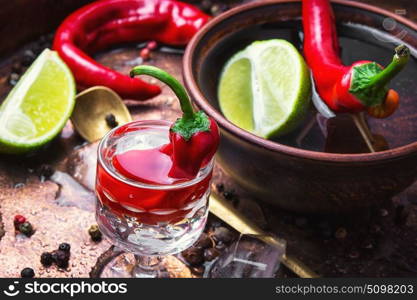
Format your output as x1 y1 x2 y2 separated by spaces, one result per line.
71 86 132 142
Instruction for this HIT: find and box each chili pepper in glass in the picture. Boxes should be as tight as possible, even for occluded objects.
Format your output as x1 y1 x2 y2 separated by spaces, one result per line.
53 0 209 100
95 66 219 277
303 0 410 118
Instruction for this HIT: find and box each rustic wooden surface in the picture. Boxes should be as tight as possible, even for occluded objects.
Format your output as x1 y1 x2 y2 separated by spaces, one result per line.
0 0 417 278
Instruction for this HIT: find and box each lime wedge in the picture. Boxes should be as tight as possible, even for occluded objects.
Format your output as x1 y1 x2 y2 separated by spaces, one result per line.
0 49 75 154
218 39 311 138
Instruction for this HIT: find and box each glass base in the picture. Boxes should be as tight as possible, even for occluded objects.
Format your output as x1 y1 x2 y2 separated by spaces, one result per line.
96 190 209 256
100 251 193 278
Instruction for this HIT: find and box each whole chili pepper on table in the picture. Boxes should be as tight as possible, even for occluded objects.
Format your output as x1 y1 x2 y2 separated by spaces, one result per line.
53 0 210 100
130 65 220 178
303 0 410 118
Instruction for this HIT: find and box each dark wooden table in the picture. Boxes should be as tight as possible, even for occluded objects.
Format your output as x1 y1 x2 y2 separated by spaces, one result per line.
0 0 416 278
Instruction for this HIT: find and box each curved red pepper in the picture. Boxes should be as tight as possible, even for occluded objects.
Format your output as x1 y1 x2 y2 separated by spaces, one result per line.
53 0 209 100
130 65 219 179
303 0 409 117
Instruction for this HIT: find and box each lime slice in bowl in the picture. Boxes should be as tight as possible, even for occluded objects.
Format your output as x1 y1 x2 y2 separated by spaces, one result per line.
0 49 75 154
218 39 311 139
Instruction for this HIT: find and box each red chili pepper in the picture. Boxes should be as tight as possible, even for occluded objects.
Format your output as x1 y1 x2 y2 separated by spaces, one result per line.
130 66 219 179
302 0 410 117
53 0 209 100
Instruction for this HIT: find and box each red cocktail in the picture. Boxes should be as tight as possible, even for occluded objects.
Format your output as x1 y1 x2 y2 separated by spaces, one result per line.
96 120 213 226
95 65 218 278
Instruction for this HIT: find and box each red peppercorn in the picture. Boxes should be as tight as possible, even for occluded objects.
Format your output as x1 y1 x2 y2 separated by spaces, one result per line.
140 48 151 61
147 41 158 50
14 215 26 230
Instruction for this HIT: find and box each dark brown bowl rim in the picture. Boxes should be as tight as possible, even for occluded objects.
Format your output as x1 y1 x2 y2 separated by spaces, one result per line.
183 0 417 163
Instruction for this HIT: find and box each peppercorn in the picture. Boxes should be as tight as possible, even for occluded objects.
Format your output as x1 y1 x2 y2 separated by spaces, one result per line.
21 267 35 278
212 226 234 244
40 252 53 267
88 225 102 242
335 227 347 239
53 250 69 269
200 0 212 13
203 248 220 261
140 48 151 61
295 217 308 228
105 113 118 128
215 241 226 251
19 222 34 237
11 60 23 73
147 41 158 50
13 215 26 230
38 164 54 180
195 233 212 249
191 266 205 276
58 242 71 253
8 73 19 86
182 247 204 266
216 183 225 193
21 49 36 67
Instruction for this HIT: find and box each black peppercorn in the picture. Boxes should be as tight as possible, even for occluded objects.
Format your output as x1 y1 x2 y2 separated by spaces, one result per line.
40 252 53 267
212 226 234 244
215 241 226 251
21 50 36 67
54 250 69 268
216 183 225 193
105 113 118 128
195 233 212 249
19 222 34 237
182 247 204 266
8 73 20 86
11 60 23 73
88 224 103 242
38 164 54 180
58 242 71 253
21 267 35 278
203 248 220 261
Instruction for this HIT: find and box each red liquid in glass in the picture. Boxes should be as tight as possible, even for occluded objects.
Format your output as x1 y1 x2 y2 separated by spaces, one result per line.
96 127 212 225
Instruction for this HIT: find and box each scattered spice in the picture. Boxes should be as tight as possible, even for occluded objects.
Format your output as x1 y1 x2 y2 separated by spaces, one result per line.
195 232 213 249
182 247 204 266
140 48 151 61
105 113 118 128
54 250 69 268
8 73 19 86
40 252 54 267
348 250 360 259
58 242 71 253
203 247 220 261
146 41 158 50
88 224 103 242
38 164 55 180
380 209 389 217
212 226 234 243
335 227 347 240
295 217 308 228
215 241 226 251
21 267 35 278
190 265 205 276
13 215 26 230
216 183 225 193
19 222 34 237
21 49 36 67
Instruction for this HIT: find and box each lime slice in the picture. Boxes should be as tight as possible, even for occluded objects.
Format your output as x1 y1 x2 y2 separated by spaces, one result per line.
218 39 311 138
0 49 75 154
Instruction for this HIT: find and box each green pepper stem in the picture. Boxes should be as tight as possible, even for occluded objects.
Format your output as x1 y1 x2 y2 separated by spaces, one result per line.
366 44 410 89
130 65 195 120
